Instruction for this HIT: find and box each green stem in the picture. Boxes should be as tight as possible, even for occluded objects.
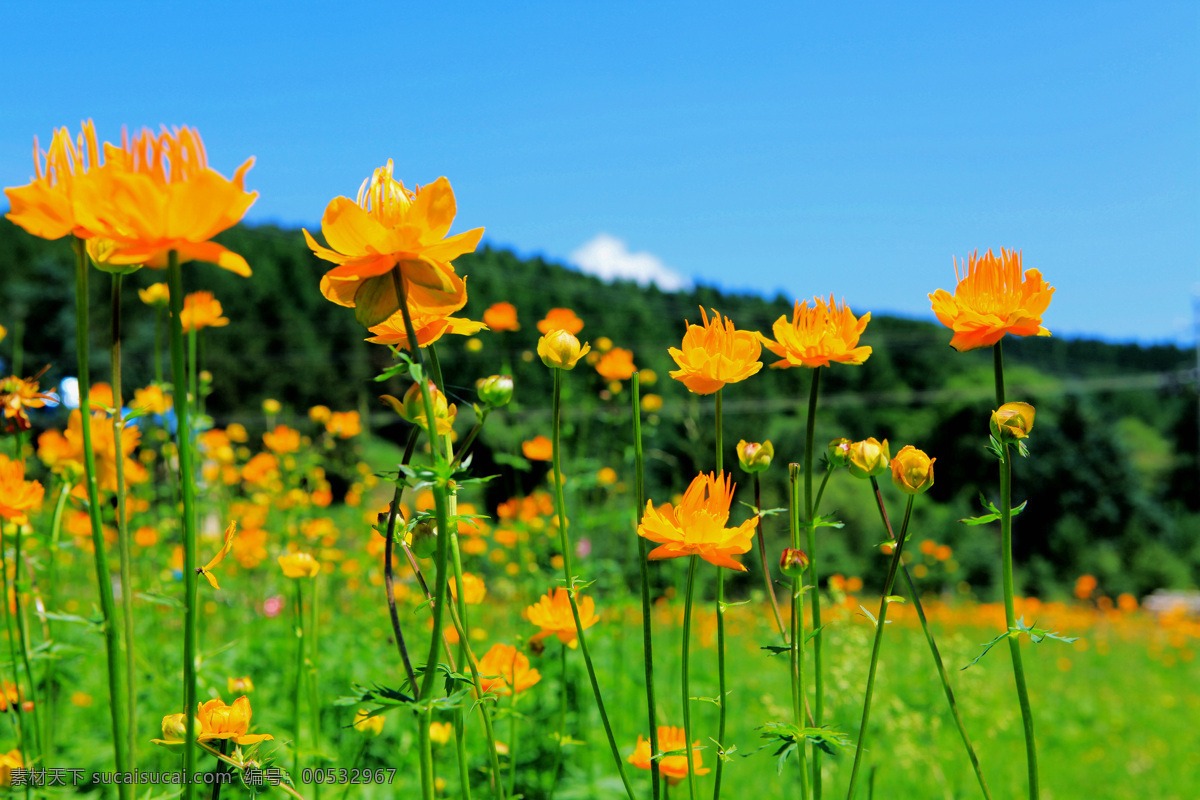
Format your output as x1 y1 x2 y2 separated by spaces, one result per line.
868 478 992 800
0 527 29 781
166 249 197 800
12 493 43 763
788 464 810 800
111 273 137 775
754 475 788 641
680 556 700 800
507 682 519 797
293 580 305 781
73 238 130 798
383 486 419 697
632 375 661 798
551 368 637 800
713 390 727 800
188 327 198 421
803 367 823 799
846 496 914 799
548 643 568 800
339 740 367 800
993 343 1006 407
307 576 323 799
43 480 71 764
154 306 164 387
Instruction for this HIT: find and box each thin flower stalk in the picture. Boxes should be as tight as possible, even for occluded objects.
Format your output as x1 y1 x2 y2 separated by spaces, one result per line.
788 464 810 800
547 643 569 800
292 581 305 780
803 367 824 799
681 555 700 800
632 374 661 798
166 249 199 800
73 237 131 798
995 343 1039 800
110 273 137 774
754 473 787 641
845 496 914 798
43 480 71 764
712 389 728 800
383 484 419 697
11 488 43 764
867 477 992 800
550 368 637 800
0 528 29 781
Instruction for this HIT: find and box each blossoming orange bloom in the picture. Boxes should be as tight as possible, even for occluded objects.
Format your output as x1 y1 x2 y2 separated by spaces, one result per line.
627 725 709 786
595 347 636 381
483 301 520 332
131 385 172 415
196 696 273 745
263 425 301 454
476 643 540 696
536 308 584 335
449 572 487 605
638 472 757 571
1074 574 1097 600
241 452 279 486
61 410 146 492
0 374 57 433
522 435 553 461
0 748 22 786
668 308 762 395
305 160 483 323
365 307 487 348
326 411 361 438
4 121 100 240
71 126 257 274
761 296 872 368
0 455 45 525
929 248 1055 352
526 587 598 648
180 291 230 333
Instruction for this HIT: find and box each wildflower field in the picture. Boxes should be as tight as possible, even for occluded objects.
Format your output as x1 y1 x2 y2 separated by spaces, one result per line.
0 123 1197 800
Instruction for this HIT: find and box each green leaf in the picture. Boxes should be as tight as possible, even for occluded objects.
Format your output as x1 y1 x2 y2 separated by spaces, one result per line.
760 644 791 657
1013 616 1079 645
884 595 906 605
961 630 1011 670
811 513 844 529
493 452 532 471
135 592 186 610
737 501 787 518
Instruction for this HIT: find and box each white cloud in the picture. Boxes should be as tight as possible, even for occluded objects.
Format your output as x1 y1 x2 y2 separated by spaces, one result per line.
569 233 691 292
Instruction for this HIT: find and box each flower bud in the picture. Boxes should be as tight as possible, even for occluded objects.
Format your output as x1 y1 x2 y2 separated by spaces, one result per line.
262 398 282 415
990 402 1035 442
354 709 385 737
537 330 591 370
476 374 514 407
411 521 438 559
278 552 321 579
780 548 809 578
828 438 852 467
890 445 935 495
736 440 774 473
847 438 890 479
161 713 192 742
381 381 457 435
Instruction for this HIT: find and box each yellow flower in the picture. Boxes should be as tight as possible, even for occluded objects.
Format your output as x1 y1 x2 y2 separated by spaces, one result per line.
138 282 170 307
847 438 890 479
4 121 100 240
197 522 238 590
668 308 762 395
889 445 935 495
0 749 22 787
354 709 385 737
537 330 590 370
131 385 172 415
526 587 598 648
326 411 361 439
991 401 1036 442
305 160 483 326
638 472 757 571
1 373 57 433
380 381 457 436
279 552 321 579
365 308 487 349
627 726 709 786
929 248 1055 352
196 696 273 745
429 721 453 746
761 296 871 368
476 643 540 696
736 440 773 474
262 398 282 415
308 405 332 423
641 393 664 413
449 573 487 605
227 676 255 694
596 467 618 486
180 291 230 333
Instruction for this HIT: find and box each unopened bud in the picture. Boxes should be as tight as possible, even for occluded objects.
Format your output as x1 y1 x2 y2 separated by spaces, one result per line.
537 330 591 370
847 438 890 479
381 381 457 435
736 440 774 473
890 445 935 495
828 438 852 467
476 374 514 407
161 713 191 742
990 402 1035 443
780 548 809 578
411 521 438 558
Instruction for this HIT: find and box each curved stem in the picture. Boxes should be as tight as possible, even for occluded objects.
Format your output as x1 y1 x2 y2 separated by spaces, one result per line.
788 464 810 800
383 483 419 698
868 479 993 800
846 496 914 799
74 238 130 797
550 368 637 800
632 375 661 797
681 556 699 800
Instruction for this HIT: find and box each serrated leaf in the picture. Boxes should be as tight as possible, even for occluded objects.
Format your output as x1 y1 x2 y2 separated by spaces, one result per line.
960 630 1010 670
760 644 792 657
737 501 787 518
811 513 844 529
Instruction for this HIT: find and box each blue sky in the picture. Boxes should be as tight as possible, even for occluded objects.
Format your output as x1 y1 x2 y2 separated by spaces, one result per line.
3 1 1197 344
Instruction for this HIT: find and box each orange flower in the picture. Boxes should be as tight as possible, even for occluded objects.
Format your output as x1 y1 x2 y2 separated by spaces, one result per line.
638 472 757 571
668 308 762 395
0 455 45 525
263 425 301 454
595 347 636 381
326 411 361 439
627 725 710 786
1074 574 1097 600
449 572 487 605
180 291 230 333
761 296 871 368
476 643 540 696
526 587 598 648
131 385 172 415
537 308 584 335
0 748 22 786
929 248 1055 352
4 121 100 240
195 696 273 745
138 282 170 307
61 410 146 493
305 161 483 325
0 373 57 433
366 307 487 348
483 301 520 332
522 435 553 461
71 126 257 274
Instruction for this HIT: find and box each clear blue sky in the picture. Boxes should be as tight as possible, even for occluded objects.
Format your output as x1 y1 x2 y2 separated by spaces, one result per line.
3 1 1197 344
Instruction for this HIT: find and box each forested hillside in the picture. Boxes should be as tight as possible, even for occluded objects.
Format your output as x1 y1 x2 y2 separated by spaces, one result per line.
2 219 1197 597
